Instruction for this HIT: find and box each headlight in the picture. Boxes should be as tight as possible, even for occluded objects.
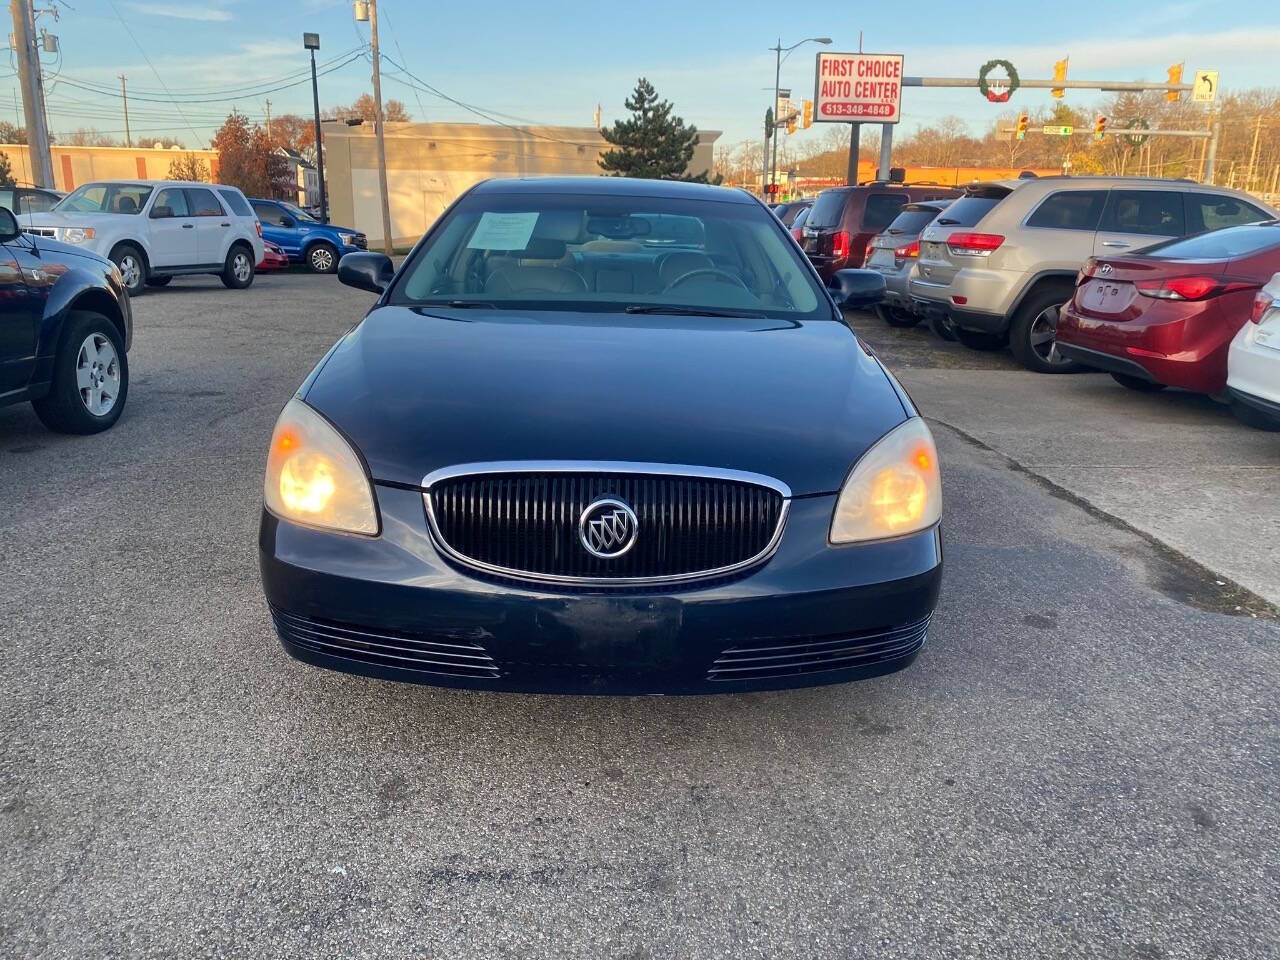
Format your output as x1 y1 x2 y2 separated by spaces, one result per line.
264 398 378 535
338 233 357 245
830 417 941 544
59 227 96 244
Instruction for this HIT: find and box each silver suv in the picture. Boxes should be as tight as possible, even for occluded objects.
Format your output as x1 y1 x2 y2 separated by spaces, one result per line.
908 176 1277 372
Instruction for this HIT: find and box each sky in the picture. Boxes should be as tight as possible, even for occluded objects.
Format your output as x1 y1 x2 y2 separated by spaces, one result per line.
12 0 1280 153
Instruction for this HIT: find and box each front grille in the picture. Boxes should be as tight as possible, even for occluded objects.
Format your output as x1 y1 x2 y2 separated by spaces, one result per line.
425 466 787 585
271 607 501 679
351 235 368 249
25 227 55 238
707 616 930 682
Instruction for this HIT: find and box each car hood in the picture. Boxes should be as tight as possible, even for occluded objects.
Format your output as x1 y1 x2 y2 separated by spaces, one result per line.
301 306 909 495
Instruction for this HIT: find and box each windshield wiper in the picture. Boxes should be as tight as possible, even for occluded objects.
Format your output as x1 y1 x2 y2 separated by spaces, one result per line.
419 299 500 309
936 218 961 226
623 305 764 318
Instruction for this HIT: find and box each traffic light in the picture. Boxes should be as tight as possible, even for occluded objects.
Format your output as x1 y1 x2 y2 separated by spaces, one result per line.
1166 63 1183 101
1015 113 1029 140
802 99 814 129
1094 115 1107 140
1051 57 1068 99
786 113 797 135
764 107 773 141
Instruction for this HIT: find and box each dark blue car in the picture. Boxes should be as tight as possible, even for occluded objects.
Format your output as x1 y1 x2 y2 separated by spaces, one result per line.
249 198 366 273
258 177 940 694
0 205 132 433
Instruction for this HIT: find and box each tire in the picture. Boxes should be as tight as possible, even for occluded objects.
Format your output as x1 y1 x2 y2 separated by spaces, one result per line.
145 276 172 288
1009 285 1080 373
307 242 339 274
875 304 921 328
1230 399 1280 431
31 312 128 434
953 326 1007 351
110 244 147 297
927 311 957 341
221 245 255 289
1111 372 1167 393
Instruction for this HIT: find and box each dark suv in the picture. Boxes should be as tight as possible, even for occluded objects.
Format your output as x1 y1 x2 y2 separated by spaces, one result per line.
802 183 962 282
0 206 132 433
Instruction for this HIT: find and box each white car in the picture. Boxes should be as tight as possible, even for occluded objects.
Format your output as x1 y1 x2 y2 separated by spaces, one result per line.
1227 272 1280 430
25 180 264 296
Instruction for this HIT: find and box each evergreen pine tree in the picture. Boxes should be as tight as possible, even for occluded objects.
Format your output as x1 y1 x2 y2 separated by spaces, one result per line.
0 151 14 189
598 78 714 182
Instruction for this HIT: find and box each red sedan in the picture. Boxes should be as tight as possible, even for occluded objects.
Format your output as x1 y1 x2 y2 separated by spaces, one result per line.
257 240 289 272
1057 221 1280 395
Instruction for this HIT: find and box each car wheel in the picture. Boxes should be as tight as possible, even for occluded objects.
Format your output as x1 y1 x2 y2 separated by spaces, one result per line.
1110 372 1166 393
31 312 128 434
927 311 957 341
145 276 172 288
875 304 921 328
1010 286 1080 373
1229 399 1280 431
307 242 339 273
221 245 255 289
111 244 147 297
953 326 1007 351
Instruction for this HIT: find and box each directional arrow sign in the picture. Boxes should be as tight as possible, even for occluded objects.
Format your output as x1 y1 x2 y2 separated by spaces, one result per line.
1193 70 1218 103
1042 125 1074 136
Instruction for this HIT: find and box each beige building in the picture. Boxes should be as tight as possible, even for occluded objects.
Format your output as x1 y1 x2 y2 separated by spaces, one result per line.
321 121 721 247
0 143 220 192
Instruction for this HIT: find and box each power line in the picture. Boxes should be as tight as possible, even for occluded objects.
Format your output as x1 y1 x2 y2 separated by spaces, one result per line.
102 0 200 143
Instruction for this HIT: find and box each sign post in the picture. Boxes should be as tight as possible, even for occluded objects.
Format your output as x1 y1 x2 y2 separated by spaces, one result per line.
815 52 904 185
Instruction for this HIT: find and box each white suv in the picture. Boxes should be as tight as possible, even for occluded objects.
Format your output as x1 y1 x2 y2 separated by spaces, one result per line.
26 180 264 296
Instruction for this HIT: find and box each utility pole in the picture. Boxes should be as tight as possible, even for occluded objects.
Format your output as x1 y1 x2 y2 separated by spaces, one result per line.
10 0 53 187
303 32 327 223
119 75 131 148
1246 114 1263 193
368 0 393 255
264 98 272 141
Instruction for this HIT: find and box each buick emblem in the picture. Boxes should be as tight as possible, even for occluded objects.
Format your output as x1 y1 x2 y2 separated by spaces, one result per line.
578 497 639 559
1100 263 1113 275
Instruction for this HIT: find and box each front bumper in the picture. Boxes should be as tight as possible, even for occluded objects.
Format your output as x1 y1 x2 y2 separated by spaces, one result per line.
259 485 943 695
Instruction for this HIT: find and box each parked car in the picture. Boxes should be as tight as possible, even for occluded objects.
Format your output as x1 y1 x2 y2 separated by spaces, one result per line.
258 240 289 272
910 176 1278 371
789 205 810 242
25 180 263 297
802 183 962 284
1057 221 1280 397
258 177 939 695
864 199 954 327
1227 271 1280 429
249 198 366 273
770 198 813 228
0 185 64 225
0 205 132 433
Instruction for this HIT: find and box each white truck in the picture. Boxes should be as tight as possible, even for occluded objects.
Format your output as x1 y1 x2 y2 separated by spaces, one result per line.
26 180 264 296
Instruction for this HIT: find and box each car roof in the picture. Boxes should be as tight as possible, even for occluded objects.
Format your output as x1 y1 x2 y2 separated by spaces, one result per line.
469 176 756 204
71 179 245 190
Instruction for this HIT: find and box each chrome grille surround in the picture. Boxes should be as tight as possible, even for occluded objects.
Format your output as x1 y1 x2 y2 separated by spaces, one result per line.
422 461 791 587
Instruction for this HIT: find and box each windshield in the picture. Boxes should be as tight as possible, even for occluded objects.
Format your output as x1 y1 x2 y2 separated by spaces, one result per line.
884 205 947 236
806 189 849 229
281 201 319 223
392 193 828 319
55 183 152 215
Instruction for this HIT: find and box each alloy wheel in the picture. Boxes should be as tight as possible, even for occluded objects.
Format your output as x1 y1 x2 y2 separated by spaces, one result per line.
233 252 252 282
75 333 121 416
118 255 140 289
311 247 335 272
1028 304 1068 365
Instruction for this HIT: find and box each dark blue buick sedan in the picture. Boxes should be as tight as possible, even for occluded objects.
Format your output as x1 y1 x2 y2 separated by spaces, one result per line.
258 177 942 694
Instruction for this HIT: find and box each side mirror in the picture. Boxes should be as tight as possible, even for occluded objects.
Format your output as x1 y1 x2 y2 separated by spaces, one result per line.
828 269 886 311
0 206 19 242
279 215 296 229
338 252 394 294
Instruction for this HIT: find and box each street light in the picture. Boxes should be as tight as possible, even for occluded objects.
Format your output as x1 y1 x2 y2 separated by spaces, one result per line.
770 37 831 197
303 32 328 223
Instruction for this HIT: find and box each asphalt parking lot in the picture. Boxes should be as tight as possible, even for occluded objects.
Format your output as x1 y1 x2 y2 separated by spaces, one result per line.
1 272 1277 958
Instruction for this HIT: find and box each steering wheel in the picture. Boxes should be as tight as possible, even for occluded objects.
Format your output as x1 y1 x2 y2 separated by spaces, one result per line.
663 268 749 293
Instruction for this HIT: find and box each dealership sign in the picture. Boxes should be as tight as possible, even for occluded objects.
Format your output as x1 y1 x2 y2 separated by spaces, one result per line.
814 52 904 123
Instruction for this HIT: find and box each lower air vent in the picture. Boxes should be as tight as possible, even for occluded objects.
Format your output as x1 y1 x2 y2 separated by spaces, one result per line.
707 616 930 682
271 608 501 680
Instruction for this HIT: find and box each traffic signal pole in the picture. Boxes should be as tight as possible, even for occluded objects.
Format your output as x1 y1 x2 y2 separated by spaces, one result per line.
9 0 53 187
